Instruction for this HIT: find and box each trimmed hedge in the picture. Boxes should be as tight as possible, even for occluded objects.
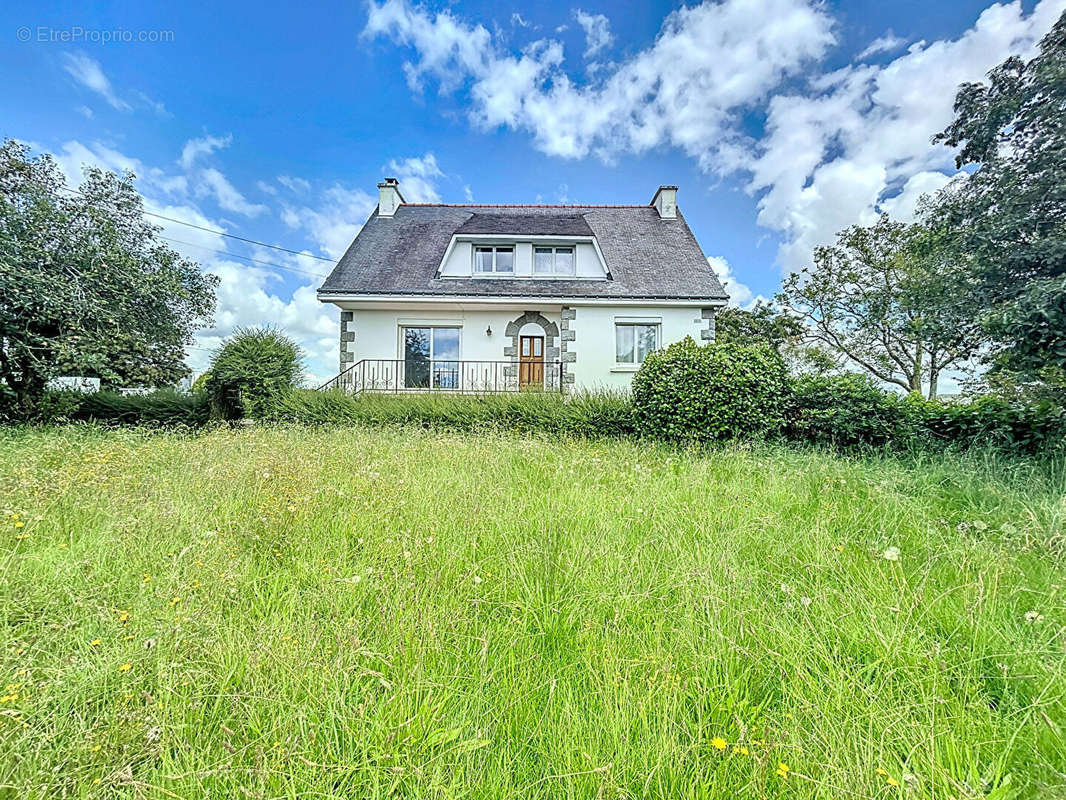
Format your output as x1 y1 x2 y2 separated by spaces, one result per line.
787 374 918 449
29 390 210 426
631 337 790 442
261 389 636 437
919 394 1066 455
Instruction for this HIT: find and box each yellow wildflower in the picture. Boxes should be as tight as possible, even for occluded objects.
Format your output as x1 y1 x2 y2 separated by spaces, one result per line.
739 746 749 755
887 777 899 787
118 663 132 673
778 763 790 773
169 597 182 607
876 768 888 776
89 638 102 647
711 737 727 751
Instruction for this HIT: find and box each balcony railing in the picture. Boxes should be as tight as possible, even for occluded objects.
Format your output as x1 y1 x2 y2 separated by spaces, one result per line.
317 359 565 395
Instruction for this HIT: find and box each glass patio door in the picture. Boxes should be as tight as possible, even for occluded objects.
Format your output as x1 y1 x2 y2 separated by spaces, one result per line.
403 327 460 389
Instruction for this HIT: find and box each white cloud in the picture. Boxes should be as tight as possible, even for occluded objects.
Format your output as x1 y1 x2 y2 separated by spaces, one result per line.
708 256 755 308
53 139 188 196
134 90 170 117
857 31 907 59
364 0 835 164
196 168 269 217
178 134 267 217
179 134 232 170
75 105 93 119
574 9 614 57
387 153 444 202
256 180 278 195
282 185 378 259
277 175 311 193
61 52 130 111
744 0 1066 271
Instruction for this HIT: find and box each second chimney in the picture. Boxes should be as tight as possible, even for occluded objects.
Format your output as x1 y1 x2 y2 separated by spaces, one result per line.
377 177 405 217
652 185 678 219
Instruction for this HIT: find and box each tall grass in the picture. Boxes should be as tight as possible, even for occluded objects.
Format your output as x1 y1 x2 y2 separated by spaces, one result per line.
264 388 637 437
0 425 1064 798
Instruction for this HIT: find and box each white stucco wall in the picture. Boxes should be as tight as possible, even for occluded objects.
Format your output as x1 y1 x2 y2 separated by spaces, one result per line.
335 302 716 391
344 308 555 362
569 305 709 391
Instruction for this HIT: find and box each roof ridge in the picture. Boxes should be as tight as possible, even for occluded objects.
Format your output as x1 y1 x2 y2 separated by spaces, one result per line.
403 203 654 209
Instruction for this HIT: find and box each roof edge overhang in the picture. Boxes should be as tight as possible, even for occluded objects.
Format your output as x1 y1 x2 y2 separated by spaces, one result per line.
317 291 728 307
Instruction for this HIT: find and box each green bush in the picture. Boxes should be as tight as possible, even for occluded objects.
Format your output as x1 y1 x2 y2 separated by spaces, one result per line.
262 389 636 437
25 390 209 426
918 395 1066 454
631 337 790 442
787 374 918 450
206 327 303 419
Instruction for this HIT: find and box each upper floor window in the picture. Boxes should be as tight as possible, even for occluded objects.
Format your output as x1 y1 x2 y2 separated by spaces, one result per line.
474 246 514 273
534 246 575 276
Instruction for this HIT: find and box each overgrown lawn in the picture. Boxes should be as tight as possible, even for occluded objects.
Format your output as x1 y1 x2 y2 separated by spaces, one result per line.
1 425 1064 798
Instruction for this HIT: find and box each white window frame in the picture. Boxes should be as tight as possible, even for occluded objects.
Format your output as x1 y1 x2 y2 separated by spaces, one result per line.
472 245 515 274
614 322 661 366
533 246 576 276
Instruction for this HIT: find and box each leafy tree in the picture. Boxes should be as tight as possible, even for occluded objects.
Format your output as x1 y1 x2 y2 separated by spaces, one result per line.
715 300 835 375
0 139 217 416
206 327 304 419
191 370 211 394
715 302 802 352
778 215 981 399
929 12 1066 392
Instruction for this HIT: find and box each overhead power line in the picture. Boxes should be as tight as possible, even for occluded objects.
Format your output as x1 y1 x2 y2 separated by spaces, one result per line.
158 235 328 279
55 185 337 264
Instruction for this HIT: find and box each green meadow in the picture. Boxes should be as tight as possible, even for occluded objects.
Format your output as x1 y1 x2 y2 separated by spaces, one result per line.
1 425 1064 798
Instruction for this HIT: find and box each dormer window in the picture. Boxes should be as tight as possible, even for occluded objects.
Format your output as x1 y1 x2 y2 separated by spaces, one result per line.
534 246 575 276
474 246 514 273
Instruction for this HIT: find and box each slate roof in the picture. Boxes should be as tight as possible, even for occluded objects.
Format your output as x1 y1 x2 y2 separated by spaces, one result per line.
318 204 728 301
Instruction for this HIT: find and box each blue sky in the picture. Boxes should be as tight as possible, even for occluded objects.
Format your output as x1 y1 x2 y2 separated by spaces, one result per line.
3 0 1064 381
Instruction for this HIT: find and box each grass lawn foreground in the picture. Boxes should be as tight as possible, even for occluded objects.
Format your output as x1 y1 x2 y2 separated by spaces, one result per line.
1 425 1064 798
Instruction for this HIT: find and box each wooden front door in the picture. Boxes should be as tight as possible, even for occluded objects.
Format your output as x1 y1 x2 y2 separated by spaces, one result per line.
519 335 544 389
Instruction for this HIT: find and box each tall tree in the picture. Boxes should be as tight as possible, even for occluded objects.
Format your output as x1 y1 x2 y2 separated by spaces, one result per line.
714 302 803 353
930 12 1066 394
0 140 217 415
715 301 835 375
777 215 981 399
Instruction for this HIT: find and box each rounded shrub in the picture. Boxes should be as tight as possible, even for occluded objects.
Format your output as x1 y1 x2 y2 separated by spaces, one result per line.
206 327 303 419
631 337 790 442
787 373 916 450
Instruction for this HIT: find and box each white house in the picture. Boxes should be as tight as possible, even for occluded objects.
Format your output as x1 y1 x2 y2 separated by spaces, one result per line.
316 179 728 393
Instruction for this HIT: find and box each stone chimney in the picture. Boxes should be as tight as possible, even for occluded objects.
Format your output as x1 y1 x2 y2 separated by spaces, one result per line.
652 185 678 219
377 177 405 217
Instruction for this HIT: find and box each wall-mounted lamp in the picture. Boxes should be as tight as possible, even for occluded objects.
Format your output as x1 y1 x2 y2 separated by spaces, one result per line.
486 325 493 337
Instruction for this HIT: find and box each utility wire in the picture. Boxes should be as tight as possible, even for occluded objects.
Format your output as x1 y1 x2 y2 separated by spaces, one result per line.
158 235 328 279
55 185 338 264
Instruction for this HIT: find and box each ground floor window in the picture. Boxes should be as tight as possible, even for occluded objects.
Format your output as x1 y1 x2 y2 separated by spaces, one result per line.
615 323 659 364
403 327 460 388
